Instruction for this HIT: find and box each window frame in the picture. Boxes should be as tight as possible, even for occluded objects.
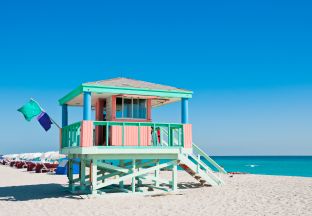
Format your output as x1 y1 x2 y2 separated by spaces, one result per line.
116 97 147 120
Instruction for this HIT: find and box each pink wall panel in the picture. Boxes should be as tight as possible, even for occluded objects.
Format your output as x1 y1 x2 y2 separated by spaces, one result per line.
124 126 138 146
140 126 152 146
110 125 151 146
80 121 94 147
183 124 193 148
111 126 122 146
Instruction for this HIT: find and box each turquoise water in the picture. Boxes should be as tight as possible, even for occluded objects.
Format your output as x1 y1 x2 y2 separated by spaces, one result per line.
210 156 312 177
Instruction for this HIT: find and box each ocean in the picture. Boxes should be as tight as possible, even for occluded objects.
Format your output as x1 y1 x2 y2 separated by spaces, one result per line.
210 156 312 177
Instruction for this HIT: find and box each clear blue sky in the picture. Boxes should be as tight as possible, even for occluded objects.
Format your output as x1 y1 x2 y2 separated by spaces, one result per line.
0 0 311 155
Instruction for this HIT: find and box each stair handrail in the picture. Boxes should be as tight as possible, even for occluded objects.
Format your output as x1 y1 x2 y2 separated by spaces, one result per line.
192 143 227 174
160 127 226 174
178 153 223 185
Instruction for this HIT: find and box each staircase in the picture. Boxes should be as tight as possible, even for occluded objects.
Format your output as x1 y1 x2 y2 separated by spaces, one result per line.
178 144 226 186
158 127 226 186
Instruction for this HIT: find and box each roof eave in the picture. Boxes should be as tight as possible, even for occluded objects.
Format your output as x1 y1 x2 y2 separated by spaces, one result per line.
58 84 193 105
58 85 83 105
83 84 193 99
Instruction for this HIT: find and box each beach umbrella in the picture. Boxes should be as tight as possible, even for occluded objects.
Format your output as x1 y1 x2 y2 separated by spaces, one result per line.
47 152 66 161
41 151 61 162
12 154 20 160
41 152 53 162
25 153 43 161
3 154 18 160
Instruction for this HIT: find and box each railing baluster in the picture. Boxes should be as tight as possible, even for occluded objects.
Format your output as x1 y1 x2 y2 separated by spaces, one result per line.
153 123 157 146
168 125 171 147
181 126 184 147
106 122 109 146
77 126 80 147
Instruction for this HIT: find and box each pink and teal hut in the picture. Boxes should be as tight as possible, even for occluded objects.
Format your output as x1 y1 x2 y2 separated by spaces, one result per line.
59 77 226 194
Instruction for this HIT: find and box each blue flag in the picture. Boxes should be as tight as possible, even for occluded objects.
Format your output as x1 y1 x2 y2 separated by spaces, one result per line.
37 112 53 131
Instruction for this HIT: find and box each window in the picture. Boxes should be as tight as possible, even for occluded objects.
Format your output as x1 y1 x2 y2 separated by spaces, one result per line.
116 97 147 119
116 98 123 118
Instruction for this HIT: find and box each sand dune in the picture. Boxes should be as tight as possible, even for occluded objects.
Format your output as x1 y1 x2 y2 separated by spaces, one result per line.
0 165 311 216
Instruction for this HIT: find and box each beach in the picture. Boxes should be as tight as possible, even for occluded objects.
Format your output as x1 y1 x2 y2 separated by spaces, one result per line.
0 165 311 216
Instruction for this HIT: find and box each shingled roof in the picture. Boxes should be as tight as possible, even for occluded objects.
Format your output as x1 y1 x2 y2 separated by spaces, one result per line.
59 77 192 106
84 77 191 92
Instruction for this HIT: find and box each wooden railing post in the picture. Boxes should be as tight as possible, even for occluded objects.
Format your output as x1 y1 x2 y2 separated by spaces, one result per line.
106 122 109 146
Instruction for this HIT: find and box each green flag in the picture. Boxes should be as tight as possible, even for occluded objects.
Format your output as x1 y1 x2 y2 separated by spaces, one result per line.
18 99 42 121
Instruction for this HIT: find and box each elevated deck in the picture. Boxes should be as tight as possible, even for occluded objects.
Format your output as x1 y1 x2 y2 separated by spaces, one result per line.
61 146 182 159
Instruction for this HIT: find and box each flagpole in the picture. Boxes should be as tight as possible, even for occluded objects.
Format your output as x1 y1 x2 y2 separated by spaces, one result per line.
30 98 61 129
49 117 61 129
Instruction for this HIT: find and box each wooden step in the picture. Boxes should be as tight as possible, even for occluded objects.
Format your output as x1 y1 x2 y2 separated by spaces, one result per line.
180 161 210 185
194 175 201 180
199 179 206 185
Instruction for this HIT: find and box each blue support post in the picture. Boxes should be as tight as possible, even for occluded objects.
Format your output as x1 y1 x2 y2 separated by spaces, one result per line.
62 104 68 127
83 91 92 120
181 98 189 124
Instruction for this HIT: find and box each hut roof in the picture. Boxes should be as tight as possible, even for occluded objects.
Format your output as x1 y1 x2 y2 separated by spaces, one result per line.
85 77 191 92
59 77 192 106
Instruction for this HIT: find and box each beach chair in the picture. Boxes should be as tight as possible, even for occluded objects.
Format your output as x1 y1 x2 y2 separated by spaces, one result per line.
35 163 58 173
45 163 59 173
35 163 45 173
16 161 28 169
10 161 16 167
15 161 23 169
27 162 37 171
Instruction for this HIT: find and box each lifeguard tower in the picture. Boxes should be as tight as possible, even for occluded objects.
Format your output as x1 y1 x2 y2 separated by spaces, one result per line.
59 77 226 194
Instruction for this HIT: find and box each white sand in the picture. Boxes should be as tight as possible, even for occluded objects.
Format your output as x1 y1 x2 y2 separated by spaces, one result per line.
0 165 311 216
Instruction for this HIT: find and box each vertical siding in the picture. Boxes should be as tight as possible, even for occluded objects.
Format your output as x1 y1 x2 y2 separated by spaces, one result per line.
183 124 192 148
140 126 152 146
124 126 138 146
111 125 152 146
80 121 94 147
111 126 122 146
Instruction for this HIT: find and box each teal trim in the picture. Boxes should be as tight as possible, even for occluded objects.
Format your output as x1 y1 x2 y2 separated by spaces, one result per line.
82 84 193 99
59 82 193 105
106 122 109 146
58 85 83 105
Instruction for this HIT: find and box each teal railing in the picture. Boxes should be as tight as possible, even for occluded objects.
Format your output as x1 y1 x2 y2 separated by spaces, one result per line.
61 121 81 148
61 121 184 148
93 121 184 147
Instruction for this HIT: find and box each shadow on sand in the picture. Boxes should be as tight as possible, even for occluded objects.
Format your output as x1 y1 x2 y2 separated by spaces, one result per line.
0 182 209 201
178 182 211 189
0 184 82 201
